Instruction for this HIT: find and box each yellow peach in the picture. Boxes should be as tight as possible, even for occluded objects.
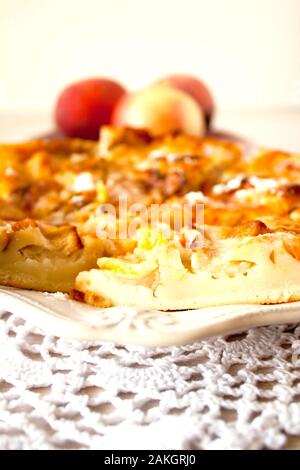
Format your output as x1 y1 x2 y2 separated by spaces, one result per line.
112 85 205 137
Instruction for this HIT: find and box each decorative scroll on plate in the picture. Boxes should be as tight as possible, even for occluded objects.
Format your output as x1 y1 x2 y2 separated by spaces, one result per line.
1 286 300 346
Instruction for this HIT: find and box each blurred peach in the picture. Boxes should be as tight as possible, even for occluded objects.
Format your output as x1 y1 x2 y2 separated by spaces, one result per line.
155 75 214 127
55 78 126 139
112 85 205 136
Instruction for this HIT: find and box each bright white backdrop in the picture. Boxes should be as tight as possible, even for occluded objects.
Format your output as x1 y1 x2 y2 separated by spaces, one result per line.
1 0 300 112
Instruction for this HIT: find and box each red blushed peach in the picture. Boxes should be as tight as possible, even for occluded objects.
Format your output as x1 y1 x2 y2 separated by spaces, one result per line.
112 86 205 137
55 78 126 139
155 75 215 127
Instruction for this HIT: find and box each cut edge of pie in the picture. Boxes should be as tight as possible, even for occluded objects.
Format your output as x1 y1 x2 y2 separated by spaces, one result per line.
74 224 300 310
0 219 105 293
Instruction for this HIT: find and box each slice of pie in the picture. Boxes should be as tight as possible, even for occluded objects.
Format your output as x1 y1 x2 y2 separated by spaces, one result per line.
74 221 300 310
72 131 300 309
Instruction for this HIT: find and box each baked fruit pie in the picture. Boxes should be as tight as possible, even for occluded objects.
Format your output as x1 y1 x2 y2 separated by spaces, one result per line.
2 126 300 310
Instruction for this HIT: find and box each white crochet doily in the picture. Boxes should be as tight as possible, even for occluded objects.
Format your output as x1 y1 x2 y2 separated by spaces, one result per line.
1 309 300 450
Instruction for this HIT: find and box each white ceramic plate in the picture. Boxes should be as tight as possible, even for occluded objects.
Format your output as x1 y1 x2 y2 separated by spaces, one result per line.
1 286 300 346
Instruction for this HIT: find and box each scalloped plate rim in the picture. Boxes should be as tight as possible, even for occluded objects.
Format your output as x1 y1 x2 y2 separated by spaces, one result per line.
1 286 300 346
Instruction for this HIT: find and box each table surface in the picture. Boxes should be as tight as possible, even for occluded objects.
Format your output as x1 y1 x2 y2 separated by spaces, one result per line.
0 109 300 450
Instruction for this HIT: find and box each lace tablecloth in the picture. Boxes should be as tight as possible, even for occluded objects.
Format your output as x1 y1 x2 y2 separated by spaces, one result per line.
1 309 300 450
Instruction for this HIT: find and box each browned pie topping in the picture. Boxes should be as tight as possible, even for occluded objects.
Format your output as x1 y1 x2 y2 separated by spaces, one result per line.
218 220 270 239
0 126 242 224
2 128 300 238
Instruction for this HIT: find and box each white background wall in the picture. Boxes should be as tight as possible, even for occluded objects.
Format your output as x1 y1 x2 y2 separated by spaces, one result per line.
1 0 300 113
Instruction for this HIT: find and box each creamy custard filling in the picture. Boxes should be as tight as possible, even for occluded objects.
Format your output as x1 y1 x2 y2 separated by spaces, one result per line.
75 228 300 309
